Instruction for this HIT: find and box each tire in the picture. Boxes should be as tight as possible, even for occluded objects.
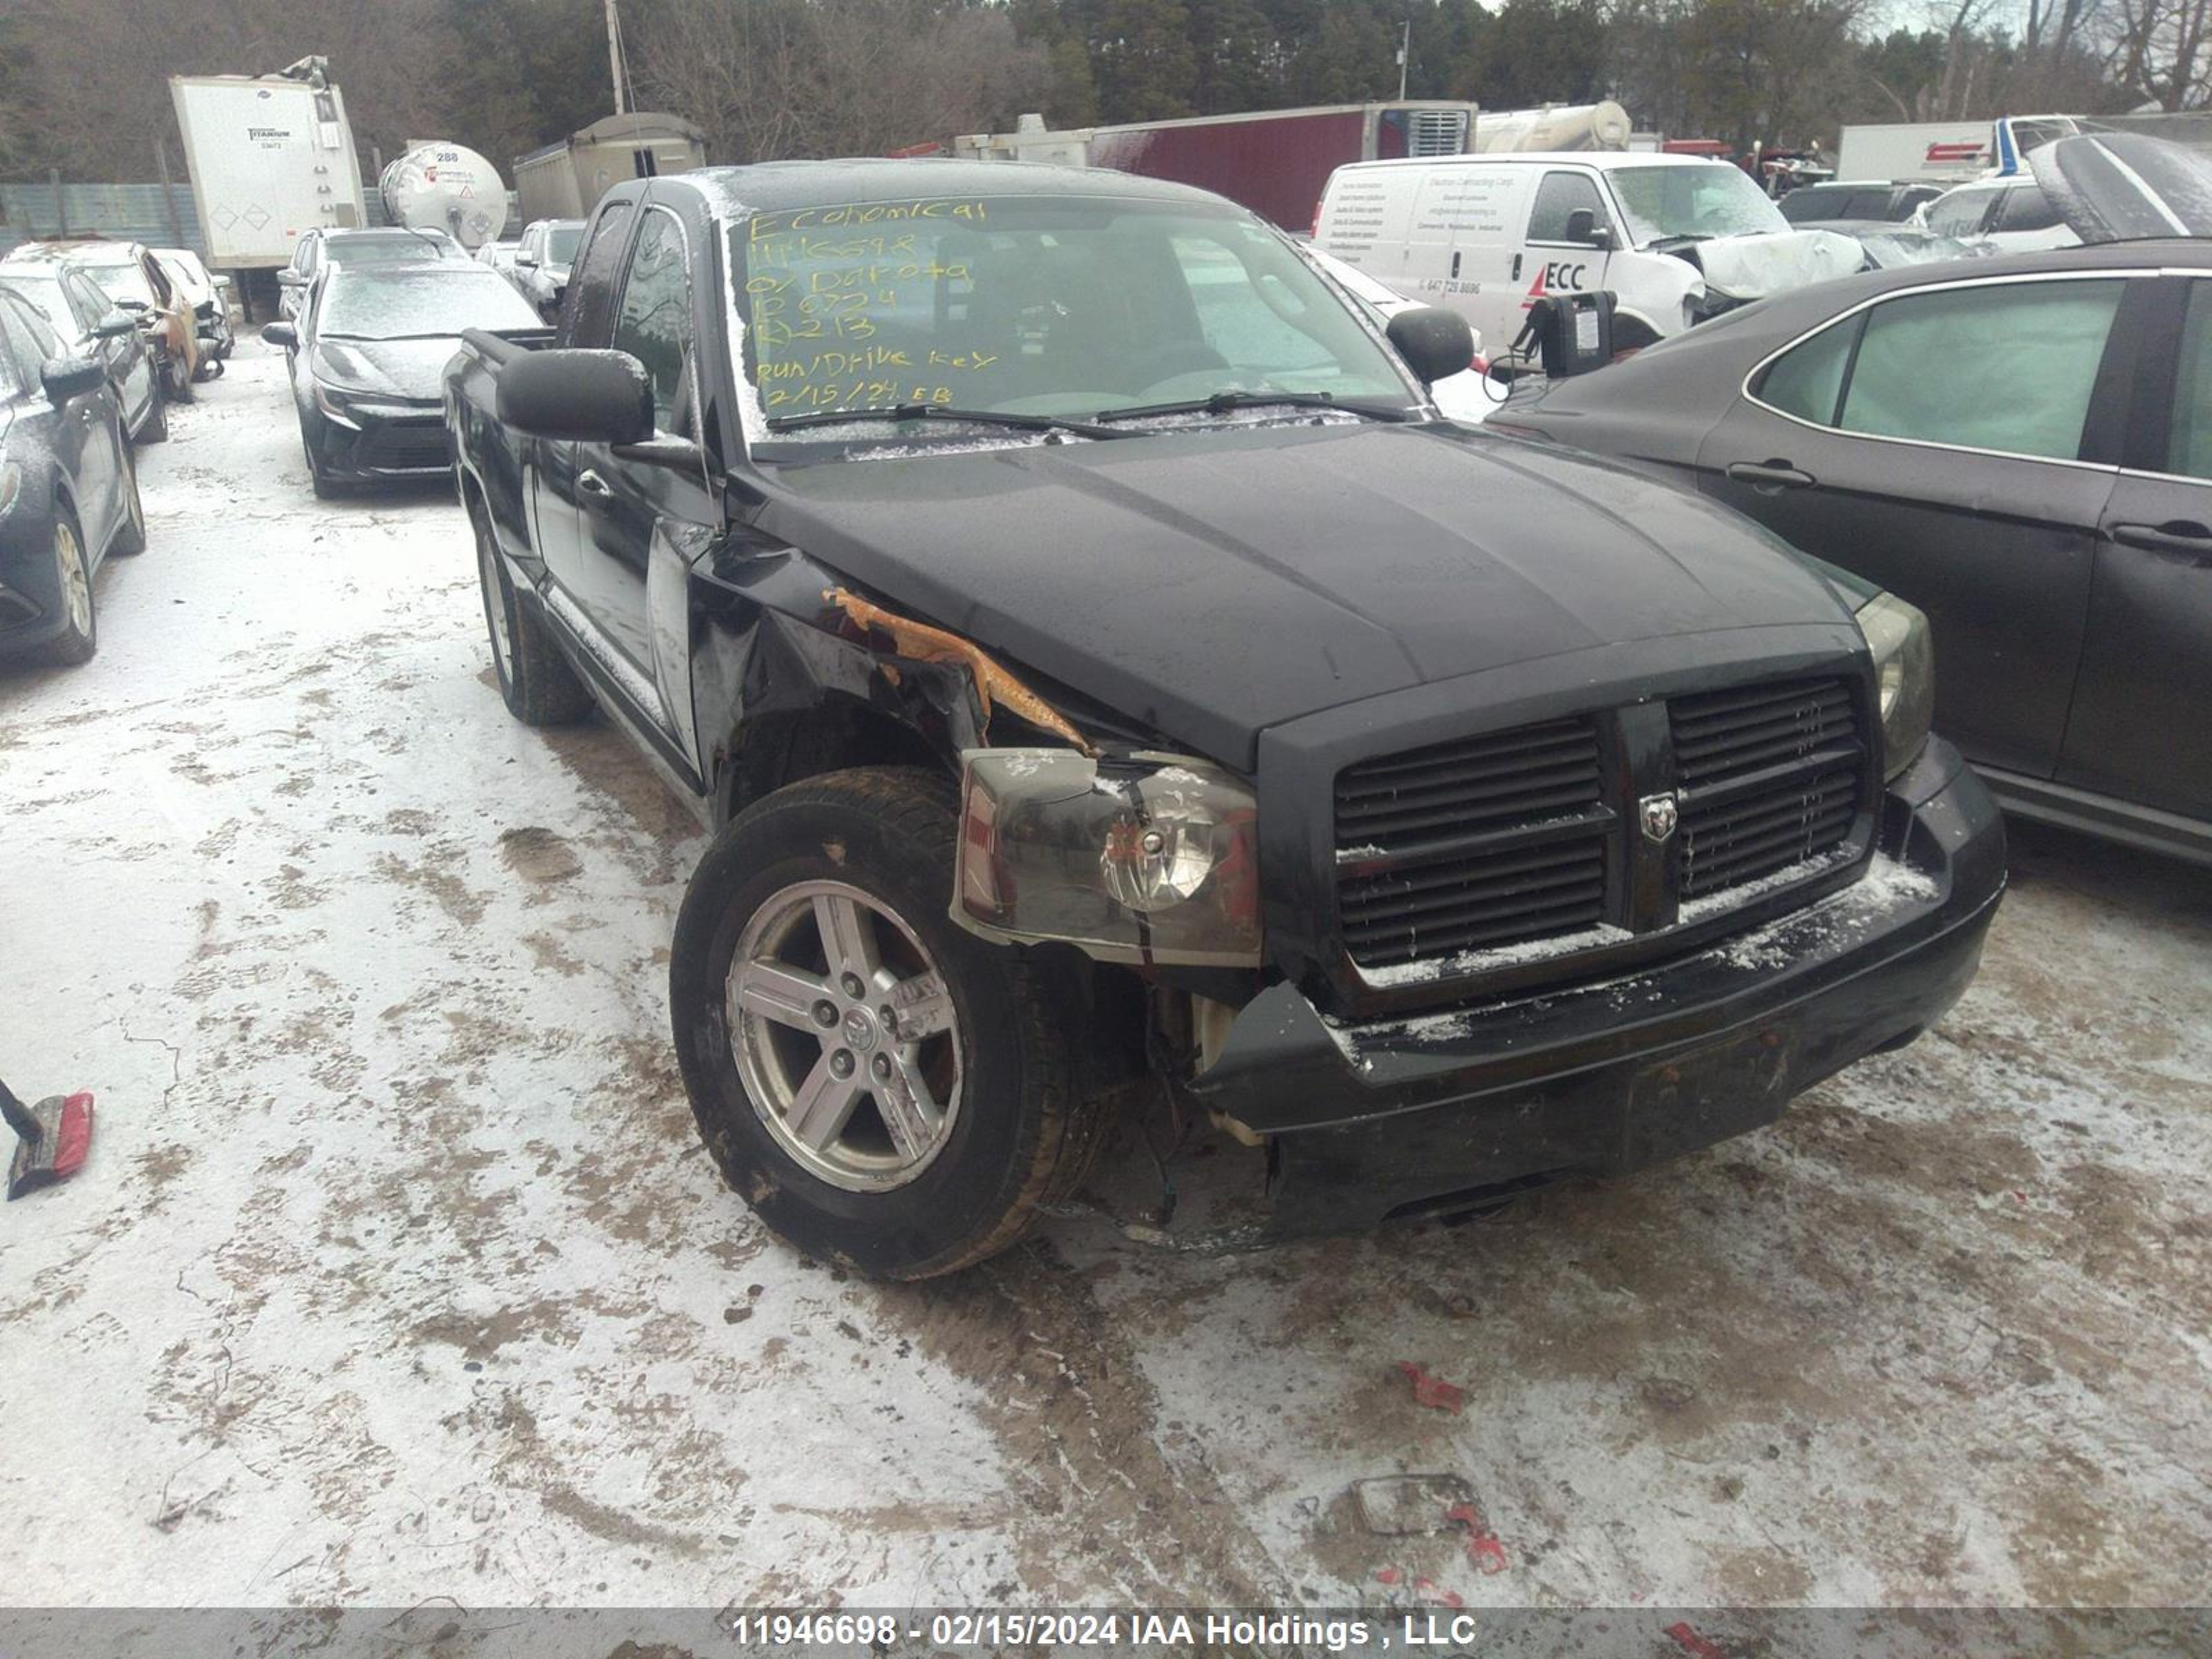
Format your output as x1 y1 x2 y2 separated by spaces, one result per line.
470 494 591 725
670 767 1102 1280
44 506 96 666
135 387 169 445
109 442 148 554
164 350 194 404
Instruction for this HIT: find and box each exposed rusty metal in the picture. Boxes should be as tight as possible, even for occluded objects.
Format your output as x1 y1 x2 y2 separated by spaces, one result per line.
823 586 1096 756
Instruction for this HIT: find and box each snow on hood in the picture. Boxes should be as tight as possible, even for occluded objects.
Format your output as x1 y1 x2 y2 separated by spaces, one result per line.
2030 132 2212 244
313 337 463 402
1684 229 1864 301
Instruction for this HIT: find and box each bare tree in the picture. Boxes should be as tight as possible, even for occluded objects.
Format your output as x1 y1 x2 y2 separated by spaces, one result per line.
2104 0 2212 107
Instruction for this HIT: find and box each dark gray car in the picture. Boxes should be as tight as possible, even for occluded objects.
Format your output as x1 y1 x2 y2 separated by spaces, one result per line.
1500 234 2212 863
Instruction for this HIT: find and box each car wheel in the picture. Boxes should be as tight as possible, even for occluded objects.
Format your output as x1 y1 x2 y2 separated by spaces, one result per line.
165 353 194 404
44 507 97 666
135 387 169 445
109 442 148 555
670 767 1103 1280
471 495 591 724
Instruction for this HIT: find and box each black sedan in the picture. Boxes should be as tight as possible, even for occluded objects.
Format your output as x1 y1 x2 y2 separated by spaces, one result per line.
263 262 543 497
0 287 147 666
1499 142 2212 863
0 263 166 442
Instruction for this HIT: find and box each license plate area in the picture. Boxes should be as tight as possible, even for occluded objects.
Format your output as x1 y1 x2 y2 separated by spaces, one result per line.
1625 1024 1798 1166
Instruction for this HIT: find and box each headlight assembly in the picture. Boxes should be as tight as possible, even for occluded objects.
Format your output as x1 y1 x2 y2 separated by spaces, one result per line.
954 749 1261 967
1857 590 1934 781
312 379 361 427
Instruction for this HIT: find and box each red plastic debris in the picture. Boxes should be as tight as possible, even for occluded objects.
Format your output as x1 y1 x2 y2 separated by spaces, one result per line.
1443 1501 1510 1574
1374 1567 1403 1586
52 1093 93 1178
1396 1360 1466 1414
1665 1621 1727 1659
1412 1577 1463 1609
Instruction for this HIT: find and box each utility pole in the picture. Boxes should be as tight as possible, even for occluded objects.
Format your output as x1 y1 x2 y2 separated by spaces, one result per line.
1397 16 1411 100
605 0 627 115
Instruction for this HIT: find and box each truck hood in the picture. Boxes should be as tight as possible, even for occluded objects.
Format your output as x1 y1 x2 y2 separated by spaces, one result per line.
753 422 1855 770
1674 229 1864 301
312 337 459 402
2031 131 2212 243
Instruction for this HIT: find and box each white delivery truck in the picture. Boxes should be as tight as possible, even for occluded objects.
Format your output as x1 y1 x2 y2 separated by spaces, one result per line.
1835 121 1998 184
168 58 367 279
1313 151 1862 359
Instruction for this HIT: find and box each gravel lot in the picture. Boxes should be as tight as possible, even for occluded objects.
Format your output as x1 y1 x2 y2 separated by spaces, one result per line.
1 345 2207 1614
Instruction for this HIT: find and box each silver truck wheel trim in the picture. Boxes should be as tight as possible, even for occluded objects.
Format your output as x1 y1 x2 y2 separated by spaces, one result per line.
727 877 962 1192
57 522 91 635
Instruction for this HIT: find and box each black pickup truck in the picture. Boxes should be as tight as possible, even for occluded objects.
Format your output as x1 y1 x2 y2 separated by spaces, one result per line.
445 160 2006 1280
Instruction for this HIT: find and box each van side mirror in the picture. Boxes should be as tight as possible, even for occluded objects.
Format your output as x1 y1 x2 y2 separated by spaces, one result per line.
93 315 138 339
1566 209 1614 250
1385 306 1477 388
262 321 297 348
496 348 654 443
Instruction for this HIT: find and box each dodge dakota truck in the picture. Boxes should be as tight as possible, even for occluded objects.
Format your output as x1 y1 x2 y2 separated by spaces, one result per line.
444 160 2006 1280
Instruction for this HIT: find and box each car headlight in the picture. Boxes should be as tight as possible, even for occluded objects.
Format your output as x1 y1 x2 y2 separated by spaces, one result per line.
312 379 360 427
1857 591 1934 780
954 749 1261 967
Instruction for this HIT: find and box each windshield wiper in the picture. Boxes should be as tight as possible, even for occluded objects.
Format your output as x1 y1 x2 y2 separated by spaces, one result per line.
765 403 1132 440
1092 389 1415 425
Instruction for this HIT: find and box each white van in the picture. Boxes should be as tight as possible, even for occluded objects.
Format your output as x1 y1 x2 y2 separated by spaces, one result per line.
1313 151 1862 361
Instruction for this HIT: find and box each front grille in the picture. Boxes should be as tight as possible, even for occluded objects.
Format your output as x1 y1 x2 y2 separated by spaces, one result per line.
1334 718 1608 970
1326 672 1873 988
1671 677 1862 899
359 420 451 472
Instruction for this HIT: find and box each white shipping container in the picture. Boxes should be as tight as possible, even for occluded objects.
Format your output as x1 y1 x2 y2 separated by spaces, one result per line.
169 71 368 270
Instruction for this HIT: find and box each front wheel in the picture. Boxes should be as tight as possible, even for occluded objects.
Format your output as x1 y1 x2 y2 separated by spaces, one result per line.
471 496 591 725
670 768 1103 1279
44 508 96 666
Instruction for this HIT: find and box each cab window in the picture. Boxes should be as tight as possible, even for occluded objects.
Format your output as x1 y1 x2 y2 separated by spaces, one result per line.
0 291 59 385
1926 189 1991 237
1527 171 1610 245
610 209 693 434
1993 185 2063 234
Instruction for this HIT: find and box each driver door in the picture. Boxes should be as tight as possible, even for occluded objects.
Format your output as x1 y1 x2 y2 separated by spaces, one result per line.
1521 169 1615 325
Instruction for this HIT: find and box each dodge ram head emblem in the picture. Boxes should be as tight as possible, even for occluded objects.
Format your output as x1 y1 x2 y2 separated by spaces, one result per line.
1640 791 1680 843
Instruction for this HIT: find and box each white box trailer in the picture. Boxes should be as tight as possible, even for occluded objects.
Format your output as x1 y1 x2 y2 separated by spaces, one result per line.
168 61 367 271
1835 121 1997 184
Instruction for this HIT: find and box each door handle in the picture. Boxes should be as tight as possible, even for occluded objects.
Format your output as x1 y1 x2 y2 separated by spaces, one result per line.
1725 460 1815 491
2110 521 2212 563
577 468 614 500
1510 253 1523 281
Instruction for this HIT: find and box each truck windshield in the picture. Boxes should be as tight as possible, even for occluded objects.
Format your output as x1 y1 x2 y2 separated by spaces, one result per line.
729 195 1414 440
1607 165 1789 245
319 269 543 339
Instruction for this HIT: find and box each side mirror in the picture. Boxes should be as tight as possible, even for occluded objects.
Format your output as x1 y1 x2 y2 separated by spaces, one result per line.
1385 306 1477 388
112 296 149 312
514 252 538 269
214 274 234 290
1565 209 1614 250
41 357 106 403
263 321 298 348
93 315 138 339
278 270 306 288
496 348 653 443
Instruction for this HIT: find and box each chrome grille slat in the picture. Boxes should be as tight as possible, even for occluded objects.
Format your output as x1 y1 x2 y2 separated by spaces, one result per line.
1672 677 1866 901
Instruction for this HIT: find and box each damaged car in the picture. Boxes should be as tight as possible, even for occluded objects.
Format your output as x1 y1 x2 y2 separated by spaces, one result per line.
447 160 2006 1279
1313 151 1864 359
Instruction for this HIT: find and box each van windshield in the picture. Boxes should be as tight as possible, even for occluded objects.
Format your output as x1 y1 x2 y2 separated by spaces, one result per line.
1607 165 1789 245
729 195 1414 442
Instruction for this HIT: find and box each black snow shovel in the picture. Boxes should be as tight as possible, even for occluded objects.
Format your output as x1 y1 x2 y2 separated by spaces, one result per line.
2 1077 93 1200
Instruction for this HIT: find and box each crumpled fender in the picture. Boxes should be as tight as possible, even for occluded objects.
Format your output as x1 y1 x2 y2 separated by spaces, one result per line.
1687 229 1864 301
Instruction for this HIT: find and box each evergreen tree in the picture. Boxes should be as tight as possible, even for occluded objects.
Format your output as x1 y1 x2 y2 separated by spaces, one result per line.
1093 0 1201 120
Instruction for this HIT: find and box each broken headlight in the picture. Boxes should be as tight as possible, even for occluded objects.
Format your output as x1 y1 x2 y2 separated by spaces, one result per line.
954 750 1261 968
1857 591 1934 781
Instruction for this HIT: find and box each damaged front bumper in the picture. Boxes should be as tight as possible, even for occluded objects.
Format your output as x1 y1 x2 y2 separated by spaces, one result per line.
1188 738 2005 1235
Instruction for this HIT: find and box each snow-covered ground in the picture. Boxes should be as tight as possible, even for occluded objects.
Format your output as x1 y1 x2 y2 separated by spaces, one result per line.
1 344 2207 1614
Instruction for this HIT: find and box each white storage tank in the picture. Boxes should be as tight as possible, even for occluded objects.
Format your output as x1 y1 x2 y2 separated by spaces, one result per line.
379 142 505 249
1472 102 1634 154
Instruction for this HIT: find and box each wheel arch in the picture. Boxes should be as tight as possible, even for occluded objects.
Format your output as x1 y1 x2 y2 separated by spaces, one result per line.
713 697 946 830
